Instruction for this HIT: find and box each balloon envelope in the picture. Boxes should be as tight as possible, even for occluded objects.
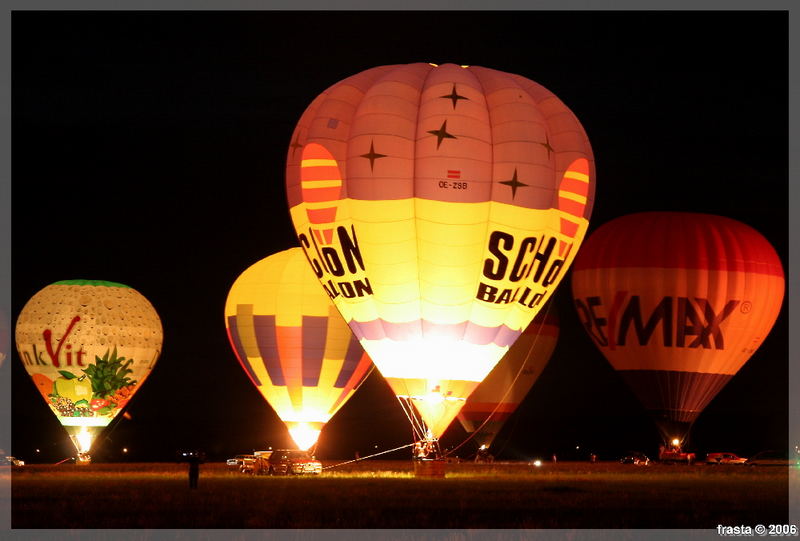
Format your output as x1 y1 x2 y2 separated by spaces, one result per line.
571 212 784 442
285 63 594 438
15 280 163 454
457 306 559 448
225 248 372 450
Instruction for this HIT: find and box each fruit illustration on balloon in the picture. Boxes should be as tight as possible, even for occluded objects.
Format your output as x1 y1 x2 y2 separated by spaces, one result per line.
16 280 162 460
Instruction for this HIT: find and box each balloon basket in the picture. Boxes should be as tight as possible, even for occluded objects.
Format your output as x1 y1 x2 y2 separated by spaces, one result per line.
414 459 446 478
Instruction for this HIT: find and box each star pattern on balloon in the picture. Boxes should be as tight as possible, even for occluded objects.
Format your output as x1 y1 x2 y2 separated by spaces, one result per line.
290 134 303 157
500 168 529 199
360 139 388 171
537 134 554 160
439 84 469 109
427 120 457 149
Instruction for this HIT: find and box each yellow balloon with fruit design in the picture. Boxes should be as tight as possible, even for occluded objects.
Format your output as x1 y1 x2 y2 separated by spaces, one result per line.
15 280 162 460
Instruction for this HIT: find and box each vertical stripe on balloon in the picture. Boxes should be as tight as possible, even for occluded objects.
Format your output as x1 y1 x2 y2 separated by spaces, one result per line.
226 316 262 387
275 326 303 408
301 143 343 246
252 315 285 386
557 158 590 257
334 338 368 389
301 316 327 386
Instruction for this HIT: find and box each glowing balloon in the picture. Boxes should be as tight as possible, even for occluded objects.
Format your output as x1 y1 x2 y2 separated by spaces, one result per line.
15 280 162 457
456 306 559 449
224 248 372 451
285 63 594 441
571 212 784 443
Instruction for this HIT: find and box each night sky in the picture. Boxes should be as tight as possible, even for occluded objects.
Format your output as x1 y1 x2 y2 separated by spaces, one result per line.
10 11 788 462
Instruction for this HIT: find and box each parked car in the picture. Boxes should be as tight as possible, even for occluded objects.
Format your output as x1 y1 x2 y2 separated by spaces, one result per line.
659 450 696 464
745 450 793 467
705 452 747 465
226 454 249 467
619 452 650 465
267 449 322 475
5 456 24 466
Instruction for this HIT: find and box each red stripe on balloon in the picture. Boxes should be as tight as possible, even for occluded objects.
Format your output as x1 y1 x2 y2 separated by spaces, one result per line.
572 212 784 276
301 186 342 203
275 326 303 406
559 176 590 197
307 207 337 224
558 197 585 218
559 218 579 238
300 165 341 182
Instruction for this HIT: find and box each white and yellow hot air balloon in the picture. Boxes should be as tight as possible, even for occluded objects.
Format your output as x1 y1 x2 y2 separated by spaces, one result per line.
285 63 595 453
16 280 162 461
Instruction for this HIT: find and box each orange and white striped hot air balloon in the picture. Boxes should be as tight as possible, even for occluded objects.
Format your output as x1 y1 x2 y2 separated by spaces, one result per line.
285 63 594 450
225 248 372 451
571 212 784 445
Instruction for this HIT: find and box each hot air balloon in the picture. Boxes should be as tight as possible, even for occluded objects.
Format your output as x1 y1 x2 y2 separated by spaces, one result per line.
15 280 162 461
285 63 594 455
224 248 372 452
456 305 559 452
571 212 784 447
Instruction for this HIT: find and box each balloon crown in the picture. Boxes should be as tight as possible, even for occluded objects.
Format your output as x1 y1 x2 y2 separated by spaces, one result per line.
51 279 131 289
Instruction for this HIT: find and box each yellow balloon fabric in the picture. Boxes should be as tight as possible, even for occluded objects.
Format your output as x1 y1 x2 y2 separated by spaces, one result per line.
286 63 594 437
224 248 372 450
456 307 559 448
15 280 163 453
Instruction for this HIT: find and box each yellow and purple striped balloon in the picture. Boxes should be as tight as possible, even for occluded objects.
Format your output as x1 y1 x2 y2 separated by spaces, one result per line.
225 248 372 450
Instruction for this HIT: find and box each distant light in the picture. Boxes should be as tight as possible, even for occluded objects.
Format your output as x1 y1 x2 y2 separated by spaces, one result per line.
35 449 40 453
479 444 487 451
575 446 580 450
460 65 470 68
374 445 378 449
671 438 680 447
533 460 542 467
122 448 128 453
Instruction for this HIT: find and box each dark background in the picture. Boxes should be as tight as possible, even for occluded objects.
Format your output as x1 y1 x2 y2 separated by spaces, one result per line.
10 11 788 463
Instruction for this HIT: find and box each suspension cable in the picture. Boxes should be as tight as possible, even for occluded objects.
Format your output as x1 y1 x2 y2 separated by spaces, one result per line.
322 442 415 470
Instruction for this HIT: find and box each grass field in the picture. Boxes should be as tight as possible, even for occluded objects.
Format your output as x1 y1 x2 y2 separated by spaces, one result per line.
10 460 792 528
